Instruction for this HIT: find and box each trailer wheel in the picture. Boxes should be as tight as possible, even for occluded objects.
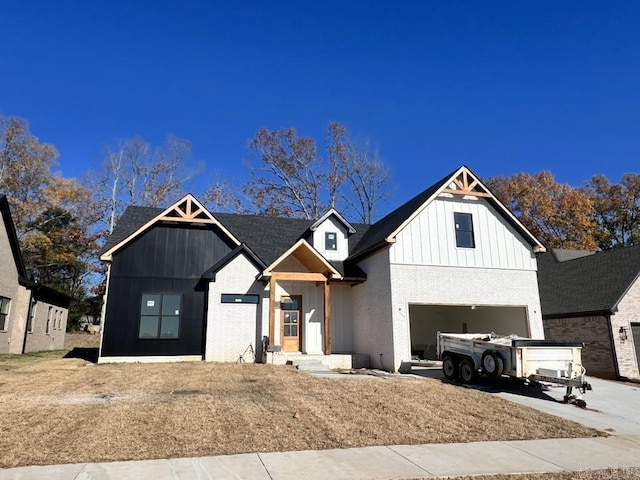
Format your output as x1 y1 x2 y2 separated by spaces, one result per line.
459 358 478 384
481 351 504 379
442 355 458 380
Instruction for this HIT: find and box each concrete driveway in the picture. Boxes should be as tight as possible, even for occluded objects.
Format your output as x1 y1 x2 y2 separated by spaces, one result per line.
411 366 640 435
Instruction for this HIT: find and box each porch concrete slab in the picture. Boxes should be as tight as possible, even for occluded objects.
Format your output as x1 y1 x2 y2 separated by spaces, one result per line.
168 453 271 479
0 463 85 480
509 436 640 470
258 446 429 480
390 441 563 477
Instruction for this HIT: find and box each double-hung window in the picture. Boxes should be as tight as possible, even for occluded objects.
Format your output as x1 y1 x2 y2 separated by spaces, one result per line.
325 232 337 251
454 212 475 248
0 297 10 331
139 294 181 339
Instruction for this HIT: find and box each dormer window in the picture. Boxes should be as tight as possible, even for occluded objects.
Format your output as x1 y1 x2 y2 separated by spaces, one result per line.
325 232 337 250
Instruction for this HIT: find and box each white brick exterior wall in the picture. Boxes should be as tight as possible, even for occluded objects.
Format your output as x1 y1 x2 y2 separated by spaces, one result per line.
352 248 396 371
613 275 640 379
205 254 266 362
388 264 544 372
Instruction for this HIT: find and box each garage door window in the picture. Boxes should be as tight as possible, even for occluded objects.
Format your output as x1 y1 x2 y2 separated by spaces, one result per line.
454 212 475 248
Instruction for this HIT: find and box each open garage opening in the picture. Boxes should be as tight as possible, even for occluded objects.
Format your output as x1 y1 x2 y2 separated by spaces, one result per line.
409 304 529 361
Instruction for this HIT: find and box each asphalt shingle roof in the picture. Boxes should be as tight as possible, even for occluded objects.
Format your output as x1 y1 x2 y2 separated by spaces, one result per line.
349 168 458 258
103 206 371 277
537 246 640 318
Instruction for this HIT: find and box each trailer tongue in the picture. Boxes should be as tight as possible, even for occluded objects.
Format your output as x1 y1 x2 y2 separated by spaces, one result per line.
436 332 592 406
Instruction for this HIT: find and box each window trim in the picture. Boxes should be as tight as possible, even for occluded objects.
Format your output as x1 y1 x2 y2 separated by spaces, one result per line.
325 231 337 251
454 212 476 249
138 293 182 340
0 296 11 332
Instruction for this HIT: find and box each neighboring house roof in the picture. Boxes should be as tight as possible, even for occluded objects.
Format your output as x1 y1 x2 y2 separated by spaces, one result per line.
537 246 640 318
0 195 28 280
0 195 71 306
349 165 545 260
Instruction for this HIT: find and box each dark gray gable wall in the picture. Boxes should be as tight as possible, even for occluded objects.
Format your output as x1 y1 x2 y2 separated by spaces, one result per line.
101 223 236 357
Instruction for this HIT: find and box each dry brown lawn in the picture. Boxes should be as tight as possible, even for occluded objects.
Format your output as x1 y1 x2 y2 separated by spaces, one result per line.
0 350 603 468
441 469 640 480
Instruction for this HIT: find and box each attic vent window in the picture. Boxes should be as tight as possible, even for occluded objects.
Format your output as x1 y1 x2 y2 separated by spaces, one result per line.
325 232 337 250
454 212 475 249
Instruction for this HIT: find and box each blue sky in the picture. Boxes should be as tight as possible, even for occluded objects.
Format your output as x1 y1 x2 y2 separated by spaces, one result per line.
2 1 640 210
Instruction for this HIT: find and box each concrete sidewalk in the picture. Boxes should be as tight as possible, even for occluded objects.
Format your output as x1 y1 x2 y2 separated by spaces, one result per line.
3 435 640 480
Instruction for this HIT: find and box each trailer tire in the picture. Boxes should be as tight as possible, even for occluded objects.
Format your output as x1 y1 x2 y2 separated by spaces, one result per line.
442 355 458 380
481 351 504 379
459 358 478 384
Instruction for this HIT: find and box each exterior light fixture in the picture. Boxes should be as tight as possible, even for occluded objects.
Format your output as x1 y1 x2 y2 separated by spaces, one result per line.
619 326 629 341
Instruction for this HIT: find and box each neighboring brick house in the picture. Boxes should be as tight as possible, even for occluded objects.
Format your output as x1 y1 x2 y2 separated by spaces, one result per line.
537 247 640 380
0 195 71 354
99 166 546 372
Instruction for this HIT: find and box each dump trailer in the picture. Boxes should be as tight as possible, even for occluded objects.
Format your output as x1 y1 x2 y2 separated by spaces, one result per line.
436 332 592 405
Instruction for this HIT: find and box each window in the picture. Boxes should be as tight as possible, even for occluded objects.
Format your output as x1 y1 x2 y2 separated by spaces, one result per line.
454 212 475 248
26 299 36 333
0 297 10 331
325 232 337 250
46 306 52 334
139 294 181 339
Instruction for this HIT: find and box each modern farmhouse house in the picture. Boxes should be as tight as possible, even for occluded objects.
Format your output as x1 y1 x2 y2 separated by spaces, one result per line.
99 166 546 372
0 195 70 354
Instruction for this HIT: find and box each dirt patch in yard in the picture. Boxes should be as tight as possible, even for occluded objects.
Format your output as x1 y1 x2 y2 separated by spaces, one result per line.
0 353 603 468
64 331 101 349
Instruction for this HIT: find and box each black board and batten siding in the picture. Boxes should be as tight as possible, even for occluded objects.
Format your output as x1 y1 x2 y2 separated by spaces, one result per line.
101 224 235 357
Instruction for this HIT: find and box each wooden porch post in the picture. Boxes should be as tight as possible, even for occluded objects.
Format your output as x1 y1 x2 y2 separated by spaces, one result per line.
269 276 276 346
324 280 331 355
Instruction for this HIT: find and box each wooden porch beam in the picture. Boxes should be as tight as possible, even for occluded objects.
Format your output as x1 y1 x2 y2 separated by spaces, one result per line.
324 281 331 355
271 272 328 282
269 276 276 346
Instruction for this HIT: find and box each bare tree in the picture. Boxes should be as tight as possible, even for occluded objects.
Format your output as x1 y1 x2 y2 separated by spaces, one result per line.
241 122 392 222
92 134 196 234
327 121 391 223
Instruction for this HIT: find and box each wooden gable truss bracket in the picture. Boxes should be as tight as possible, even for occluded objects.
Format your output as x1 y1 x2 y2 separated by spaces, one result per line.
160 196 215 224
441 169 491 198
